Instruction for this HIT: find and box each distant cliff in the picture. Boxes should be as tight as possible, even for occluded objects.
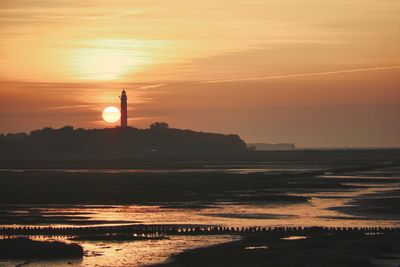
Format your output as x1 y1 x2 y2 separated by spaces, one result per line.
248 143 296 151
0 125 248 159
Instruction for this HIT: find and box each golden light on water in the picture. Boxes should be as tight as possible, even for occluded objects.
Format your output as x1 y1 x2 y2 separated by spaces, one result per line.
102 106 121 123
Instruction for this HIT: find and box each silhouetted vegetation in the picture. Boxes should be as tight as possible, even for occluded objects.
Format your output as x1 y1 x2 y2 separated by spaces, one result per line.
0 125 247 159
150 122 170 129
0 238 83 259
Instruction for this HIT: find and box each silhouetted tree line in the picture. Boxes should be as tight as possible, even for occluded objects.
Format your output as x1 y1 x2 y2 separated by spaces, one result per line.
0 124 248 159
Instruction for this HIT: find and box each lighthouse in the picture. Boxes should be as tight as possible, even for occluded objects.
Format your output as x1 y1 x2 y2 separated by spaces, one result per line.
120 90 128 127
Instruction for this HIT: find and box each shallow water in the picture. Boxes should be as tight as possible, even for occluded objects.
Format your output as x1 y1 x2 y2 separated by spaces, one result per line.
281 235 307 240
2 179 399 228
1 235 238 267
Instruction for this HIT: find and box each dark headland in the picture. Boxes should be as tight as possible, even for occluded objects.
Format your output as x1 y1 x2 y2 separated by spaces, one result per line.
1 124 399 166
0 124 247 160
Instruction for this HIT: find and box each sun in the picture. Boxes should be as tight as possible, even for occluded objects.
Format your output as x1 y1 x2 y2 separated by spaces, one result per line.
102 106 121 123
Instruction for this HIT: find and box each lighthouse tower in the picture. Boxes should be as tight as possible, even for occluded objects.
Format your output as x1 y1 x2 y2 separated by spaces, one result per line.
120 90 128 127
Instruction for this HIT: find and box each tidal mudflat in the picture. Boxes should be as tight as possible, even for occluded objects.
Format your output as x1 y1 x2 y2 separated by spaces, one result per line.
151 230 400 267
1 156 400 266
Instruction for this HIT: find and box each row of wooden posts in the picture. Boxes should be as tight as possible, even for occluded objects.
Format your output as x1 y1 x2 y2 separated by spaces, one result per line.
1 225 399 236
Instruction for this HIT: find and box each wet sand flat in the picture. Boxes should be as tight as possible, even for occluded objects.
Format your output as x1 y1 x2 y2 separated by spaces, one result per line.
1 156 400 266
151 231 400 267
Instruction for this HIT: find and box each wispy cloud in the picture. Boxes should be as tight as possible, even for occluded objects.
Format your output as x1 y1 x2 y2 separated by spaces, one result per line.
201 65 400 84
137 84 167 90
46 104 97 111
0 8 152 22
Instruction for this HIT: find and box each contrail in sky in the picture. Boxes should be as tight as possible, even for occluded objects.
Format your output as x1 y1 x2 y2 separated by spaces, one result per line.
201 65 400 84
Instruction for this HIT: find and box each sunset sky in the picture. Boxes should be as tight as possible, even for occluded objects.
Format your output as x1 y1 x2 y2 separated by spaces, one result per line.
1 0 399 147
